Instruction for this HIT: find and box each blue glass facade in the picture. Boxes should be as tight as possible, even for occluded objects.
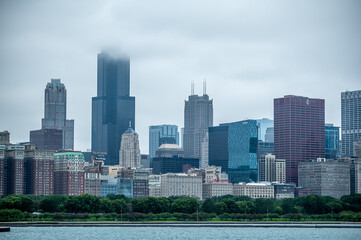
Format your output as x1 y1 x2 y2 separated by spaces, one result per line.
209 125 229 172
101 178 133 198
325 124 340 159
209 120 258 183
92 52 135 165
227 120 258 183
149 125 179 161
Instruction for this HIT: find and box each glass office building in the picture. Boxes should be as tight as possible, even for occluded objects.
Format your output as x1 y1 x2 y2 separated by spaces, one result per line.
92 52 135 165
325 124 340 159
149 125 179 161
209 120 258 183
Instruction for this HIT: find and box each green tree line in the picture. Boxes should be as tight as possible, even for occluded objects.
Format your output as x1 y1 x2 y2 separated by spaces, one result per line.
1 194 361 222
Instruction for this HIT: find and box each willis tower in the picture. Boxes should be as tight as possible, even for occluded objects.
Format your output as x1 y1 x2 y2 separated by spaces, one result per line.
92 51 135 165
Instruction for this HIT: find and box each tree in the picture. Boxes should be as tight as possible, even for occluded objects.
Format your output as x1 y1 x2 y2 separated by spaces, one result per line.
299 195 327 214
100 198 114 213
112 199 127 214
201 199 215 213
171 198 198 214
281 198 295 214
39 195 68 213
0 209 24 222
132 197 170 214
0 195 33 212
341 194 361 212
221 199 239 213
214 202 227 215
254 198 274 214
237 201 255 214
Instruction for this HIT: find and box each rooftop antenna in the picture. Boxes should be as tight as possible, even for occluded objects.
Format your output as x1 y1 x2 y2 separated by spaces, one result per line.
191 81 195 95
203 78 207 95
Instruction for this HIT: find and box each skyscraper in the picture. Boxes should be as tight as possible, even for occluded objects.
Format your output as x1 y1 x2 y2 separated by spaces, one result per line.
325 123 340 159
341 90 361 157
30 79 74 150
209 120 258 183
119 123 141 169
183 84 213 159
92 52 135 165
149 125 179 161
256 118 274 142
274 95 325 184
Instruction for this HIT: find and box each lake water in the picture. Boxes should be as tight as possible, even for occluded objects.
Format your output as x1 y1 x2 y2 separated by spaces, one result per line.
1 227 361 240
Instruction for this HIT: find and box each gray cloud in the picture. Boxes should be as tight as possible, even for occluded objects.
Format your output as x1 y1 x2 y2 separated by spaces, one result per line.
0 0 360 153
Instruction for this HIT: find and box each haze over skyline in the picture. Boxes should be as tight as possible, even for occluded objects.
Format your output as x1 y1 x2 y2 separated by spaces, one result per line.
0 0 360 154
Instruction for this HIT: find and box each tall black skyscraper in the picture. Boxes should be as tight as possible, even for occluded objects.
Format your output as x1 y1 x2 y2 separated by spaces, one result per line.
92 52 135 165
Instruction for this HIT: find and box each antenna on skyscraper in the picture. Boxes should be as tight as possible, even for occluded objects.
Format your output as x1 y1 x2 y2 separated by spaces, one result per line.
191 81 195 95
203 78 207 95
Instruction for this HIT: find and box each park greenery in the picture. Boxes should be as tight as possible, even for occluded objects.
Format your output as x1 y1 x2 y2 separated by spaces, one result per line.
1 194 361 222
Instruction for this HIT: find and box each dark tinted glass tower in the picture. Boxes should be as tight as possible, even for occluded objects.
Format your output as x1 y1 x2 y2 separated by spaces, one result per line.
92 52 135 165
274 95 325 185
209 120 258 183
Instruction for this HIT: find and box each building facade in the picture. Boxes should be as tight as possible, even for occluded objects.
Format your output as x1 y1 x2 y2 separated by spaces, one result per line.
274 95 325 184
209 120 258 183
160 173 202 199
298 159 350 198
258 154 285 184
202 182 233 199
30 79 74 150
24 145 54 195
54 151 85 195
92 52 135 165
1 145 25 195
30 128 63 151
119 124 141 168
325 124 340 159
233 182 274 198
341 90 361 157
149 125 179 162
257 118 274 142
183 92 213 159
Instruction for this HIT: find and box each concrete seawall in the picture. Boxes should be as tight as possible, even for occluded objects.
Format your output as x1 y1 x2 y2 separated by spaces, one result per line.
1 222 361 228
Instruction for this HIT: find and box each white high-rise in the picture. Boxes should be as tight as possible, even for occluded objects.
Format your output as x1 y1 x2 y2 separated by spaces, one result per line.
119 123 141 168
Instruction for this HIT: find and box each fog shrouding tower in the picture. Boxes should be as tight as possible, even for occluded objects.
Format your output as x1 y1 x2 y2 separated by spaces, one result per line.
274 95 325 185
183 83 213 159
341 90 361 157
92 52 135 165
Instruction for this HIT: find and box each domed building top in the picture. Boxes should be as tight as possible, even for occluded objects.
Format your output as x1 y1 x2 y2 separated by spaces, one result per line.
123 121 136 134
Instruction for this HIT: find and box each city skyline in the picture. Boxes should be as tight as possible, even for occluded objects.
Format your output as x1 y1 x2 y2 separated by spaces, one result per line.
1 0 360 154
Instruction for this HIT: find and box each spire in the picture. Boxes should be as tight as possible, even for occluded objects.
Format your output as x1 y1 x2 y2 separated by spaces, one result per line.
203 78 207 95
129 121 132 128
191 81 195 95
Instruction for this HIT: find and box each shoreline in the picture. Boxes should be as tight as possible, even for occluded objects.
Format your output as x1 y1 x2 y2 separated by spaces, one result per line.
1 222 361 228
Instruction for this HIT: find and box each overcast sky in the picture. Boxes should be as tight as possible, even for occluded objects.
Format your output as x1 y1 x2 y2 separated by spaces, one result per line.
0 0 360 154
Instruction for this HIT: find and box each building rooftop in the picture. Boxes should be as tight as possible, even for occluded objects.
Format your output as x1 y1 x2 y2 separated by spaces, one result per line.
158 144 182 150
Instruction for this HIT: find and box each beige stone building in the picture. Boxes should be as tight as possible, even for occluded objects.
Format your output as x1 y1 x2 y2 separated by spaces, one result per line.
202 181 233 199
160 173 202 200
233 182 274 198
